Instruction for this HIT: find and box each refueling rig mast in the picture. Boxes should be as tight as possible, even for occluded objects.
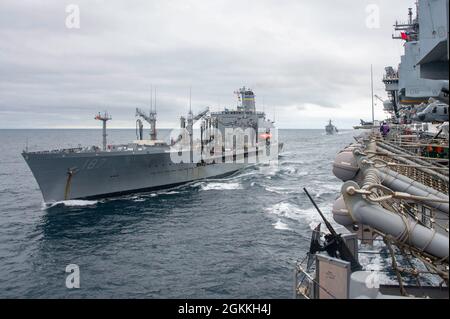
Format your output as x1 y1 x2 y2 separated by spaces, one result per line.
136 87 157 141
94 112 112 151
136 107 157 141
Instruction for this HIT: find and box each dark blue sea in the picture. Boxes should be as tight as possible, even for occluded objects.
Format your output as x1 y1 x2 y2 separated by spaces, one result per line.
0 129 358 298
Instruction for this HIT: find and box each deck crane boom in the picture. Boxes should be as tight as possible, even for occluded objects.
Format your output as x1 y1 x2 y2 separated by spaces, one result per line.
374 94 384 103
185 107 210 163
136 107 157 141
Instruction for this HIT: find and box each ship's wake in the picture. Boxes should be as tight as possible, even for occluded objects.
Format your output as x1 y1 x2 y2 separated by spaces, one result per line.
272 219 291 231
44 199 99 209
265 201 335 231
195 182 242 191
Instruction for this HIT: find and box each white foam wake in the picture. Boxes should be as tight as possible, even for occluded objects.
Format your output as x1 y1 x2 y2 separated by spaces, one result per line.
200 182 242 191
265 201 335 230
46 199 98 208
160 191 181 195
272 219 290 230
264 186 299 195
257 163 281 178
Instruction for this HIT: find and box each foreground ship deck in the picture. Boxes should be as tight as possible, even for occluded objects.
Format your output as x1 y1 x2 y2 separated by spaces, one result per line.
294 126 449 299
294 1 449 299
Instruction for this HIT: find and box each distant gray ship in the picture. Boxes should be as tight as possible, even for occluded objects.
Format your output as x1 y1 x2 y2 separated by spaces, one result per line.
23 87 283 203
325 119 338 135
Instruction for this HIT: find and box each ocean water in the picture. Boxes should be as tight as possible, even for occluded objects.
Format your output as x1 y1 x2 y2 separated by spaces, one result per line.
0 129 358 298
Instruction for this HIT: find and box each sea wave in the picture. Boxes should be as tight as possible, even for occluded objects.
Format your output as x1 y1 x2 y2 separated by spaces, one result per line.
45 199 99 208
264 186 299 195
265 201 334 230
199 182 242 191
280 160 305 165
272 219 290 231
160 191 181 195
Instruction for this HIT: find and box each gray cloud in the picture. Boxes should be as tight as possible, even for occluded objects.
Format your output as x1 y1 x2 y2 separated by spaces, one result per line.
0 0 413 129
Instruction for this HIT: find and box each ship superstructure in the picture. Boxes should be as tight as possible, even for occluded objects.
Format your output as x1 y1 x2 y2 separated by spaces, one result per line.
381 2 448 125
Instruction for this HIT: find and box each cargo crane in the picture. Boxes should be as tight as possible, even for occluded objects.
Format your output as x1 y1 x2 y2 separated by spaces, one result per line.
173 108 210 146
374 94 395 113
136 119 144 140
187 107 209 163
174 89 211 159
187 107 210 129
186 107 210 144
184 88 209 137
136 87 158 141
94 112 111 151
136 108 157 141
374 94 384 103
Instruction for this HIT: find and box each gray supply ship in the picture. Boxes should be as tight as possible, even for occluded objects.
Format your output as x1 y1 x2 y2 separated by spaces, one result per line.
294 0 448 299
325 120 338 135
23 87 282 203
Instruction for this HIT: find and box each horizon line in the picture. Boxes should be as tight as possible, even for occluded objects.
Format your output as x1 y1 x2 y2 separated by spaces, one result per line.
0 127 355 130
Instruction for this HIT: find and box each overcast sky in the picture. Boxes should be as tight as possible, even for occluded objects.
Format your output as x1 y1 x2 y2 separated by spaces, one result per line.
0 0 414 129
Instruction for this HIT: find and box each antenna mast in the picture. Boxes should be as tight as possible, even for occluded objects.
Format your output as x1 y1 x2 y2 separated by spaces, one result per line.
150 85 153 114
150 87 157 140
371 64 374 124
189 87 192 115
136 86 157 141
95 111 112 151
154 87 157 114
187 87 193 164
